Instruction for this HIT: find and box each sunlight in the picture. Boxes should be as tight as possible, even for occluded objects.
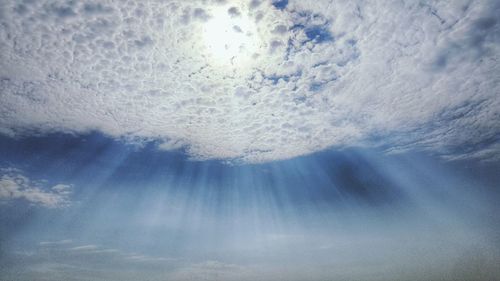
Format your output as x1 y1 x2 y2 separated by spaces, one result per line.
202 6 261 67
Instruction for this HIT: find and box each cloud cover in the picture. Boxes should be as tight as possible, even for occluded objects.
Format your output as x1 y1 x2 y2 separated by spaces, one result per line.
0 0 499 162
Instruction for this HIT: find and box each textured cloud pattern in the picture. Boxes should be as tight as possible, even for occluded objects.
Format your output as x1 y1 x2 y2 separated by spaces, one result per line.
0 0 499 162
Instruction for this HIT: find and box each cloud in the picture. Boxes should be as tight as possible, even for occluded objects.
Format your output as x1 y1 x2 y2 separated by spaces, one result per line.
39 240 177 267
39 239 73 246
0 239 180 281
69 245 99 251
0 0 498 163
0 168 72 208
171 260 251 281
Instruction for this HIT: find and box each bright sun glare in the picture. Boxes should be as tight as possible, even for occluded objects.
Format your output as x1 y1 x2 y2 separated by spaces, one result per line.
202 7 261 67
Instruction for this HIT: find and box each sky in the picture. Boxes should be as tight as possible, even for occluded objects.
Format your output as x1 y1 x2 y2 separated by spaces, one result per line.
0 0 499 280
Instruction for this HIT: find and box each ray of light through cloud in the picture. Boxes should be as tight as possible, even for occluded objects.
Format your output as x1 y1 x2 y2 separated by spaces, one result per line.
0 0 499 281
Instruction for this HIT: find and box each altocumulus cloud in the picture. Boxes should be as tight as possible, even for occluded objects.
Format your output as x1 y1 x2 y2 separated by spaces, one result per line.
0 168 72 208
0 0 499 162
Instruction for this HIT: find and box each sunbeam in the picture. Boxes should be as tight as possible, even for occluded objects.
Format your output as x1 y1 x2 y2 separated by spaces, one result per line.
1 133 500 280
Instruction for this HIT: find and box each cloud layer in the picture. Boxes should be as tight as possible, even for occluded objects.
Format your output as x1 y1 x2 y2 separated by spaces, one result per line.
0 0 499 162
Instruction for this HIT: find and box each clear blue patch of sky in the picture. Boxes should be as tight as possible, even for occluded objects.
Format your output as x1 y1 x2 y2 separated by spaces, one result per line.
272 0 288 10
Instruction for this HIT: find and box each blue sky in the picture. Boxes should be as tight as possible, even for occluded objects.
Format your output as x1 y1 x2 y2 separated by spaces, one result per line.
1 132 500 280
1 0 500 280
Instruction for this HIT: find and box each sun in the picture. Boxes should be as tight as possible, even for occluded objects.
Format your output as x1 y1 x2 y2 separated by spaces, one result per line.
202 6 262 67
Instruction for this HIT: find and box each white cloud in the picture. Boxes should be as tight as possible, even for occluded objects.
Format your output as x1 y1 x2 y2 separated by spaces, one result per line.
39 240 176 265
171 260 251 281
39 239 73 246
69 245 99 251
0 0 498 162
0 168 72 208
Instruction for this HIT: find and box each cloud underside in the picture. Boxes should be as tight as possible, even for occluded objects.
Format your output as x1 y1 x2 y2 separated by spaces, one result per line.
0 0 499 162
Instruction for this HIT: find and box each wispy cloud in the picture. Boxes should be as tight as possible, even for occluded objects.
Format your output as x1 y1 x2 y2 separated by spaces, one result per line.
39 239 73 246
0 168 72 208
170 260 251 281
39 240 176 265
69 245 99 251
1 240 181 281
